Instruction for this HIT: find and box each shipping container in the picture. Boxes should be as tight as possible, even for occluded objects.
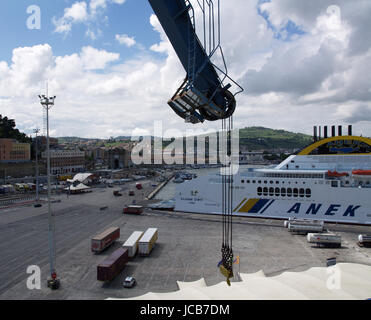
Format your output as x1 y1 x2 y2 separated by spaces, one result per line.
91 227 120 253
123 205 143 215
307 233 342 248
138 228 158 256
122 231 144 258
97 248 129 282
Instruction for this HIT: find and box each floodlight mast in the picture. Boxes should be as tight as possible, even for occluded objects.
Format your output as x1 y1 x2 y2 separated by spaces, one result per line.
38 92 60 289
33 128 40 205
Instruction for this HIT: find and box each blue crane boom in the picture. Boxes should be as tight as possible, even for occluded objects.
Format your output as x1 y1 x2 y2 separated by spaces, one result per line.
148 0 241 124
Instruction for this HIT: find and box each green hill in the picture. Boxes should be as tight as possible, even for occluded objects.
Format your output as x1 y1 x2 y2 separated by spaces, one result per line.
239 127 312 151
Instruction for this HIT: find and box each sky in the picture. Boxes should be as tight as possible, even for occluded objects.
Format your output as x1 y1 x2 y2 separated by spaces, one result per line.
0 0 370 139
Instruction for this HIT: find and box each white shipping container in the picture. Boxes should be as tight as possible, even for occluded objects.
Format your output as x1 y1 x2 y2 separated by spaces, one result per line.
138 228 158 256
122 231 144 258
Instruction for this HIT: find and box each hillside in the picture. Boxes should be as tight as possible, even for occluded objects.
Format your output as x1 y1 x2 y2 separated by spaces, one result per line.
239 127 312 151
56 127 313 152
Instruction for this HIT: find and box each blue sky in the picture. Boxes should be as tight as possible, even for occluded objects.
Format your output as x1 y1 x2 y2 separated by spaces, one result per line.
0 0 158 63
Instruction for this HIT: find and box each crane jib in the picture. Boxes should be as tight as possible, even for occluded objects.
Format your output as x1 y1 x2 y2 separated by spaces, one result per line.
148 0 237 124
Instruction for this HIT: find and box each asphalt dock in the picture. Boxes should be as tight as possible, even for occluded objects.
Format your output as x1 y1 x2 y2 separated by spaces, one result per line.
0 180 370 300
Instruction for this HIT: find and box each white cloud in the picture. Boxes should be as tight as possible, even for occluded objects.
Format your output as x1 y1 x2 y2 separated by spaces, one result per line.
53 0 127 36
115 34 136 47
65 1 88 21
53 2 88 34
80 46 120 70
2 0 371 138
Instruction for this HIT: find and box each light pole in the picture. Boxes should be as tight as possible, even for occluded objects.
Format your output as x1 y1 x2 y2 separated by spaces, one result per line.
33 129 41 207
38 93 60 290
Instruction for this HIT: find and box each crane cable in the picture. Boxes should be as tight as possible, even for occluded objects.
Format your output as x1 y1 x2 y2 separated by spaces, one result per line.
219 115 234 286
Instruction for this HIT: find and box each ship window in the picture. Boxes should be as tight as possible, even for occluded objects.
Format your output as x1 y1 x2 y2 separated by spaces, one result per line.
257 187 262 196
241 180 245 183
253 180 256 184
264 180 268 184
270 180 274 184
276 181 279 184
281 188 286 196
247 180 250 183
305 189 311 198
293 188 298 197
331 181 338 187
263 187 268 196
287 188 292 197
275 187 280 196
299 188 305 197
269 187 274 196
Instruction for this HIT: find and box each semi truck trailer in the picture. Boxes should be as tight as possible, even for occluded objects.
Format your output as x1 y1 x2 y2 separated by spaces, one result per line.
138 228 158 256
122 231 144 258
97 248 129 282
91 227 120 253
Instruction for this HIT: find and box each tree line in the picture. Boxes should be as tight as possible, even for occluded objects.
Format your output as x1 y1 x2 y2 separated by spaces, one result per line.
0 115 31 143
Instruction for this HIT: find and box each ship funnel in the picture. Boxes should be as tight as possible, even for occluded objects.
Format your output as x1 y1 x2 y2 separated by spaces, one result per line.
338 125 342 136
313 126 318 142
348 125 352 136
331 125 336 137
324 126 328 139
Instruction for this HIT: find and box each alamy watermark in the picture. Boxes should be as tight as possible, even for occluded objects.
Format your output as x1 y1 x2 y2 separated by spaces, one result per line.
130 121 240 175
26 5 41 30
26 265 41 290
326 265 342 290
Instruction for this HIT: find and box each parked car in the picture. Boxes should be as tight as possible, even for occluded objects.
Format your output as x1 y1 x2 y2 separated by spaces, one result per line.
129 190 135 196
123 276 136 288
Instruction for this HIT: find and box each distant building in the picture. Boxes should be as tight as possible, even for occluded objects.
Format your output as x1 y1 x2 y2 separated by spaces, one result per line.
92 147 109 166
36 136 58 150
42 149 85 175
108 148 131 169
0 139 31 162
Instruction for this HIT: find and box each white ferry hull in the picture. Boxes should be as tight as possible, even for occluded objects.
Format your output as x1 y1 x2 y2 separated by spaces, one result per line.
174 166 371 225
175 191 371 225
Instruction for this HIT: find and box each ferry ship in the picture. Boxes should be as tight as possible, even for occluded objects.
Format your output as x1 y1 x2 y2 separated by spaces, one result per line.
174 126 371 225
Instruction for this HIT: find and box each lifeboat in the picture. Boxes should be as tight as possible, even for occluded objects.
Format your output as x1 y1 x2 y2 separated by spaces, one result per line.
352 170 371 176
327 170 349 177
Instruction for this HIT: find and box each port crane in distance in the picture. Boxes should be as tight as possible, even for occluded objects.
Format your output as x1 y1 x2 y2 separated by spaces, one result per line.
147 0 243 124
